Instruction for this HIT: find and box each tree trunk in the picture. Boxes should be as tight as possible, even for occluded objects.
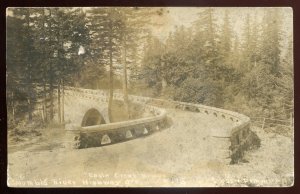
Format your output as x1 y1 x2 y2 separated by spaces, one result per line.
11 91 15 124
61 79 65 123
96 80 99 90
108 49 114 122
43 80 48 123
42 8 48 123
49 65 54 120
161 59 167 96
49 9 54 121
27 90 32 121
122 34 130 119
161 78 167 95
57 25 64 124
57 81 61 123
108 22 114 123
25 9 33 121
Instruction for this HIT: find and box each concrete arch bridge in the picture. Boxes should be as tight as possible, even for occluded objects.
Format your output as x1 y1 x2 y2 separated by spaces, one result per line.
62 86 260 164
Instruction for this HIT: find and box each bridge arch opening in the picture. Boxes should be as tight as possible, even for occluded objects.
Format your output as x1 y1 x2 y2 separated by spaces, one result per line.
81 108 106 127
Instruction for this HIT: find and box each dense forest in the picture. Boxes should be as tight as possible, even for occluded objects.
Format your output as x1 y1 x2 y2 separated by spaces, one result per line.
138 8 294 129
6 8 293 134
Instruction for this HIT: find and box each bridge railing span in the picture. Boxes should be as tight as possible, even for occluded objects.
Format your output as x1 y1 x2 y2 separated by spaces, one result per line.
126 94 260 164
64 86 248 128
64 86 249 133
64 87 166 129
64 87 260 164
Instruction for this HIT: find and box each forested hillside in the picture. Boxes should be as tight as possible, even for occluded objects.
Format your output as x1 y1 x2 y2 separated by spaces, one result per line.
135 8 293 135
6 7 293 135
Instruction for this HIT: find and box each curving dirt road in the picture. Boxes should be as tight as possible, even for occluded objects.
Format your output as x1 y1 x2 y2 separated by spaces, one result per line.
7 108 294 187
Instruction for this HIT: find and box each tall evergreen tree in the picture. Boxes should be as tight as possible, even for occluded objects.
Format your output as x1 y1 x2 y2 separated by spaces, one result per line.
7 12 30 124
220 10 232 66
7 8 90 124
9 8 40 121
86 8 122 122
260 8 282 76
117 7 158 118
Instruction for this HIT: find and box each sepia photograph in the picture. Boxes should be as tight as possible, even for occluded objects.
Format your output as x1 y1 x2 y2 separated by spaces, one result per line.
6 7 294 187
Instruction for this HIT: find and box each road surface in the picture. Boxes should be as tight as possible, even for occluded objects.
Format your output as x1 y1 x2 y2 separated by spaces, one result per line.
7 108 293 187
